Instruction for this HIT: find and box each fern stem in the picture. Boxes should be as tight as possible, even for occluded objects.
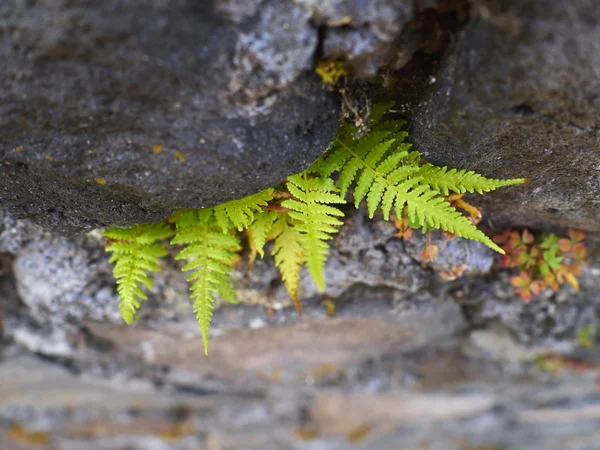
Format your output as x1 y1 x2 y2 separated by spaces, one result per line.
272 190 296 199
263 204 292 213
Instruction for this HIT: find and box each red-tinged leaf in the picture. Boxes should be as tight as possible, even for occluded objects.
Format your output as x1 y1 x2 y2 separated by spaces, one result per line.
572 244 587 261
519 288 532 302
564 263 582 277
567 229 586 243
522 229 535 245
558 238 572 253
511 271 531 288
507 232 522 250
500 254 511 267
530 280 546 296
508 252 523 268
493 229 513 245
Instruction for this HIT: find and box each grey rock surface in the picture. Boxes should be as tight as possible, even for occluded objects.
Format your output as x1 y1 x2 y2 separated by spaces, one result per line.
0 0 339 234
399 0 600 232
2 206 600 449
2 1 600 450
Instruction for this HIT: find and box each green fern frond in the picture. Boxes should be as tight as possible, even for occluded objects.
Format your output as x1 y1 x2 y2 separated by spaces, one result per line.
171 209 241 355
104 223 174 324
214 188 274 232
104 99 529 356
315 102 526 253
281 174 345 291
247 209 278 264
269 212 305 312
415 163 528 195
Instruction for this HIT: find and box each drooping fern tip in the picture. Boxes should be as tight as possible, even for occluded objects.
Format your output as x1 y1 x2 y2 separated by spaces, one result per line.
103 101 527 354
104 223 174 324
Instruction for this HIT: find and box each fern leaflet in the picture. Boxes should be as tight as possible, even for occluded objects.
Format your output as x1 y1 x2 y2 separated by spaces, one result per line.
104 223 174 324
214 188 274 232
171 209 241 355
416 163 528 195
247 209 278 265
282 174 345 291
267 212 305 312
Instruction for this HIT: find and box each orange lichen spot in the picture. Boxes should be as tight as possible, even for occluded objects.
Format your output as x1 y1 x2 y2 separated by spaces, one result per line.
7 424 51 445
294 427 319 441
174 150 187 162
42 153 53 161
346 423 372 443
315 60 347 85
255 366 284 382
323 299 336 317
152 144 163 154
94 177 106 185
302 363 341 381
155 423 197 443
15 146 23 152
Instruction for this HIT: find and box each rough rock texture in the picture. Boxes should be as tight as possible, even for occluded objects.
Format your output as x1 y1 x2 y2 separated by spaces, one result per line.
2 1 600 450
1 207 600 450
0 0 339 233
398 0 600 232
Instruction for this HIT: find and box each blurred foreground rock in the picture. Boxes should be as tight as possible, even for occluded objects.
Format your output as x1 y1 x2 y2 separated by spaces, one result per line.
1 208 600 450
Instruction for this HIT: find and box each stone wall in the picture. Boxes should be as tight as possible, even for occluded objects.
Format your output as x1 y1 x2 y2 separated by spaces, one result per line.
1 1 599 449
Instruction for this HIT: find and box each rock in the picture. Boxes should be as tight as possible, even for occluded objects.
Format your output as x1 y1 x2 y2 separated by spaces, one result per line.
306 0 415 76
234 207 430 309
403 229 495 278
12 234 119 325
461 261 600 347
0 211 44 254
2 2 600 450
0 0 339 234
400 0 600 232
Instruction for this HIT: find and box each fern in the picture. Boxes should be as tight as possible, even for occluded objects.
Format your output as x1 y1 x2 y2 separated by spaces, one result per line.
282 174 345 291
104 101 527 354
171 209 241 355
104 223 174 324
316 103 526 253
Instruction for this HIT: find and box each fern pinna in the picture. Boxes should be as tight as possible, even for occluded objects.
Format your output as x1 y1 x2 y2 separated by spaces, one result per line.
249 211 305 312
104 223 174 323
171 209 241 355
104 101 526 354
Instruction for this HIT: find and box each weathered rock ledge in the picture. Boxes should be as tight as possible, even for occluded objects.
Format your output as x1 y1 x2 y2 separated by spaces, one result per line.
1 1 599 449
